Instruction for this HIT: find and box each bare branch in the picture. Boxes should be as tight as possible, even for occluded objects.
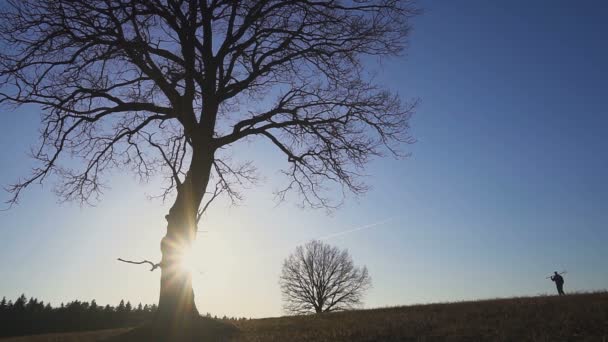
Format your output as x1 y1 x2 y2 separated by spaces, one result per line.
117 258 161 272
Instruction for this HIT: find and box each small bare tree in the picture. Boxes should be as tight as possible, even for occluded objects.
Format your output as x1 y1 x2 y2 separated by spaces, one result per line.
280 240 371 314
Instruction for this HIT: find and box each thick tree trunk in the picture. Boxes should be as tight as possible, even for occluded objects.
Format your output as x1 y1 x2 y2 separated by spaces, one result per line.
155 149 214 334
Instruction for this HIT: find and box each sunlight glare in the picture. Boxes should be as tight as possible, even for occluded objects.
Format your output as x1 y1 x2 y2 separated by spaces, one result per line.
177 246 197 274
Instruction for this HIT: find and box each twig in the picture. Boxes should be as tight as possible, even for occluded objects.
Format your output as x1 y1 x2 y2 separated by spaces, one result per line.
117 258 161 271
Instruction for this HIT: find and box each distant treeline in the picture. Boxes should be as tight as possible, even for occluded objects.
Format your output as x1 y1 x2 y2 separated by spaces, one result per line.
0 294 156 337
0 294 250 338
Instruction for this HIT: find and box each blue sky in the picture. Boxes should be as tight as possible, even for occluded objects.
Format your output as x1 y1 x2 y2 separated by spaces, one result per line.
1 0 607 317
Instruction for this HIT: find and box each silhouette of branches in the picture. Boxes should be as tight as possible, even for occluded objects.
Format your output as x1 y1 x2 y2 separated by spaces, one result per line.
0 0 418 212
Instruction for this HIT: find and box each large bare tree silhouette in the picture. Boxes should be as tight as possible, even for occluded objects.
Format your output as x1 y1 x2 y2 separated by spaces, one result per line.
0 0 417 330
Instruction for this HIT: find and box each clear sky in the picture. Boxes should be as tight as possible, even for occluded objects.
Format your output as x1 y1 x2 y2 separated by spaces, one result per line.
1 0 607 318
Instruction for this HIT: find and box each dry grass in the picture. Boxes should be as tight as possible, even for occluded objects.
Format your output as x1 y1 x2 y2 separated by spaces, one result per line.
2 292 607 341
235 292 608 341
0 328 131 342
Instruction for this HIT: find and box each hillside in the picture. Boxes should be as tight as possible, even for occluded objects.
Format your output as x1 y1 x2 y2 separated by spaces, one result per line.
2 292 607 341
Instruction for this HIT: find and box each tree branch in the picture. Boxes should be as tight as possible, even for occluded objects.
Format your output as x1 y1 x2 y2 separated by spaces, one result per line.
117 258 161 272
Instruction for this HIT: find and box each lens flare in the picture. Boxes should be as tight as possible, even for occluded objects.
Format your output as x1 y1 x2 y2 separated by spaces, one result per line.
177 247 196 273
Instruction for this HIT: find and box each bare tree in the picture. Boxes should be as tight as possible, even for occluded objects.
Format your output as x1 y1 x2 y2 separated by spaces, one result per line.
0 0 417 329
280 240 371 314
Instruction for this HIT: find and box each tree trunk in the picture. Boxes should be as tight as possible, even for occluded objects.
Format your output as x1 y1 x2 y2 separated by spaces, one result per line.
155 149 214 334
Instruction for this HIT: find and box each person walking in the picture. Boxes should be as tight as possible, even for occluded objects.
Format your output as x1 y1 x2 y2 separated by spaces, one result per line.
550 271 565 296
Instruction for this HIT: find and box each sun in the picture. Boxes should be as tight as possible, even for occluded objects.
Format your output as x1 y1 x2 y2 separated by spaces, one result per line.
177 247 197 273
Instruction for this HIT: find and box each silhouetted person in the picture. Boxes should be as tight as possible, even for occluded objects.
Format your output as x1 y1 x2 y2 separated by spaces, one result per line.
550 271 565 296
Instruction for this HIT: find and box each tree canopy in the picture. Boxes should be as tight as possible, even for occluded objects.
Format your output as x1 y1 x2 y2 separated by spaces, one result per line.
0 0 417 211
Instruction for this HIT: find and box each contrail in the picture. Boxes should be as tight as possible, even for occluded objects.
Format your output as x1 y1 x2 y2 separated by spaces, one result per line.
315 217 393 241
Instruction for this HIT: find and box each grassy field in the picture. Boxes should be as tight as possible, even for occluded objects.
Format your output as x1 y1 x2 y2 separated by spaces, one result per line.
0 329 131 342
2 292 607 341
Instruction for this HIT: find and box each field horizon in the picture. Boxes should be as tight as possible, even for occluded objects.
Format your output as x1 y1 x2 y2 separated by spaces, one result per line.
2 291 607 341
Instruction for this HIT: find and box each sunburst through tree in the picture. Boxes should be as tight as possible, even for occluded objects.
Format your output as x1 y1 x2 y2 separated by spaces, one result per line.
0 0 418 335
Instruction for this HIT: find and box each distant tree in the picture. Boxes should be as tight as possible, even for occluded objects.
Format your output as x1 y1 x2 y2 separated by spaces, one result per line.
26 297 36 311
0 0 417 329
280 240 371 314
13 294 26 311
26 297 44 313
117 300 126 313
81 301 90 310
125 301 132 313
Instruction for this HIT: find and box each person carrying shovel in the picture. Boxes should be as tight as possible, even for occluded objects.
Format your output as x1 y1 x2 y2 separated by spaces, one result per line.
548 271 566 296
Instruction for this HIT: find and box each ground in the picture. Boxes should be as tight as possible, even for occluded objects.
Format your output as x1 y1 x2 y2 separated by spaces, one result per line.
1 292 607 341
